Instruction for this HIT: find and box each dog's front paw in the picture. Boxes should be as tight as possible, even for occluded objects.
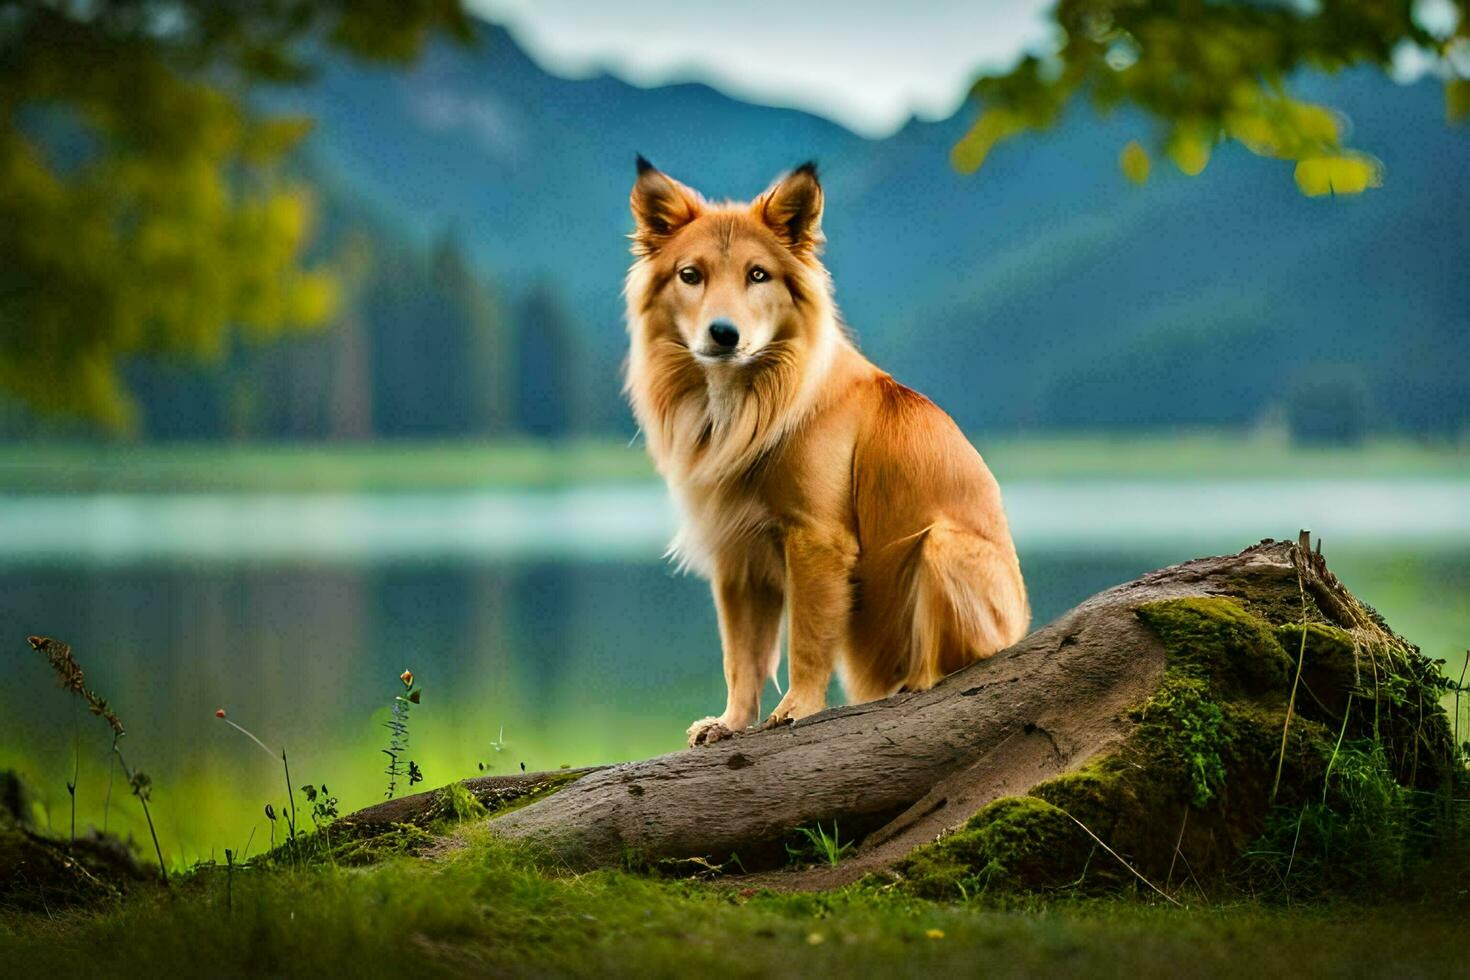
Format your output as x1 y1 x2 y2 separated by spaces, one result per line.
686 716 735 747
761 691 823 731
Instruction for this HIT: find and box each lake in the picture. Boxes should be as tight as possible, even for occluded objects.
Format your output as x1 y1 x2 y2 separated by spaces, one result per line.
2 478 1467 863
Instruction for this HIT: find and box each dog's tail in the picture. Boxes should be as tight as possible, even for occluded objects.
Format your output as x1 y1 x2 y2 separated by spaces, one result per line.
865 523 1026 692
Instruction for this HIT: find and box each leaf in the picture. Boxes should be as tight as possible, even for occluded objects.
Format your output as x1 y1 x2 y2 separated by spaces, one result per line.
1119 140 1151 185
1293 154 1384 197
1166 123 1212 177
243 116 316 163
1448 79 1470 123
950 107 1028 174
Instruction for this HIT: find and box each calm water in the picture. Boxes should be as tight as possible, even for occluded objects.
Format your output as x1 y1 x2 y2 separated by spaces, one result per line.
2 479 1467 862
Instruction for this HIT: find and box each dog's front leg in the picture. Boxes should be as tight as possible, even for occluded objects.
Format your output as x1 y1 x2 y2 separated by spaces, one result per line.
687 565 783 747
764 527 854 727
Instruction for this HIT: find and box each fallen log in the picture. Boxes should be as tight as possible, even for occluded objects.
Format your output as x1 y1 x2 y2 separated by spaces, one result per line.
346 535 1456 893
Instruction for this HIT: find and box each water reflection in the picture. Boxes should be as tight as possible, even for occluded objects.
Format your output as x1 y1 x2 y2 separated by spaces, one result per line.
1 483 1466 860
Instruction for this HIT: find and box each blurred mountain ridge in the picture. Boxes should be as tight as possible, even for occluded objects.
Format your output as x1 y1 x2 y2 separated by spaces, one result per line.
46 25 1467 441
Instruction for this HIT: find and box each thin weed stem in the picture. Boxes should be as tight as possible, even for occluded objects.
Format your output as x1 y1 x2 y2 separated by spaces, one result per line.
282 749 299 851
1323 692 1354 806
215 710 300 859
1273 553 1311 803
68 697 79 848
220 717 277 761
1057 807 1182 907
112 738 168 885
103 741 115 834
1453 651 1468 828
1284 808 1305 884
1166 805 1189 890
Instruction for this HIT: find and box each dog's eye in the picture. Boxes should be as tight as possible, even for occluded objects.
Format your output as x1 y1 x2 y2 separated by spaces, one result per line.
748 266 769 284
678 266 702 285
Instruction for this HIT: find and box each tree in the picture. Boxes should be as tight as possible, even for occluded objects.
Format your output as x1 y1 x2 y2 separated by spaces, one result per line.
0 1 473 432
433 231 512 437
513 284 583 438
1285 366 1374 445
955 0 1470 195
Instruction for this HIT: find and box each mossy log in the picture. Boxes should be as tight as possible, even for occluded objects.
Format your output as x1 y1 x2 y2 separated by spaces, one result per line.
349 535 1456 892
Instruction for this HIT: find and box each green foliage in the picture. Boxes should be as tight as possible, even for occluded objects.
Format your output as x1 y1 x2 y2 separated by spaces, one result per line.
437 782 489 825
1285 368 1375 446
329 821 439 867
0 1 472 430
897 594 1458 901
382 670 422 799
1135 596 1292 695
957 0 1470 193
1134 674 1228 807
5 831 1469 976
898 797 1093 899
785 822 854 867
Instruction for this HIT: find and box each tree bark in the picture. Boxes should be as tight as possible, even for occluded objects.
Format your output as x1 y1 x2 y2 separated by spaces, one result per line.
345 536 1370 885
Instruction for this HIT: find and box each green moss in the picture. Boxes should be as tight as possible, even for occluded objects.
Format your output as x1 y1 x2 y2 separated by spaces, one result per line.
1132 674 1228 807
476 769 587 816
1216 569 1329 628
0 774 155 911
331 822 439 867
898 797 1092 899
314 772 586 870
1135 596 1291 695
897 594 1457 901
1275 622 1359 722
434 781 489 827
1276 621 1356 662
1033 756 1129 824
4 829 1469 977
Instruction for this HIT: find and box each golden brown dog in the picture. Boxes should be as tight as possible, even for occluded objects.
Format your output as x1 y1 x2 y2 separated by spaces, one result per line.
624 158 1029 747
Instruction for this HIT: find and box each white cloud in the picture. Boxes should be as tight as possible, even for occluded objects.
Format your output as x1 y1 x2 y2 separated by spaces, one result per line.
467 0 1055 138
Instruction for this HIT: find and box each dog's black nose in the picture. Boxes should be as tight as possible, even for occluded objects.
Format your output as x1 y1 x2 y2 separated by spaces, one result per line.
708 320 740 349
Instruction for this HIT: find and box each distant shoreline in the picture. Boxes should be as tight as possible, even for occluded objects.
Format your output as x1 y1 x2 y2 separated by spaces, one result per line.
0 433 1465 494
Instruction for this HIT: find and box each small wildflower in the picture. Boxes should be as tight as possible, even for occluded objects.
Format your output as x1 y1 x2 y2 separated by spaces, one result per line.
806 933 825 945
383 669 422 798
925 928 946 940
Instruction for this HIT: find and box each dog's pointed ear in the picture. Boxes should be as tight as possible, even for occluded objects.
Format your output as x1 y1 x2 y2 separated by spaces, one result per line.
630 155 702 255
756 161 823 255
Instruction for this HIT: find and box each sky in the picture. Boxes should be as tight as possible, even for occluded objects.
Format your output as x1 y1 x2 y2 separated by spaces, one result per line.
466 0 1056 138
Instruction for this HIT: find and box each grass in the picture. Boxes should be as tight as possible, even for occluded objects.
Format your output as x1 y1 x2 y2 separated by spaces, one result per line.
787 822 854 867
0 830 1464 977
0 432 1464 494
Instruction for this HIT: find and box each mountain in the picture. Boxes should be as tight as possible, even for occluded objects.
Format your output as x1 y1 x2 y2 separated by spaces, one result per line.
165 26 1470 439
